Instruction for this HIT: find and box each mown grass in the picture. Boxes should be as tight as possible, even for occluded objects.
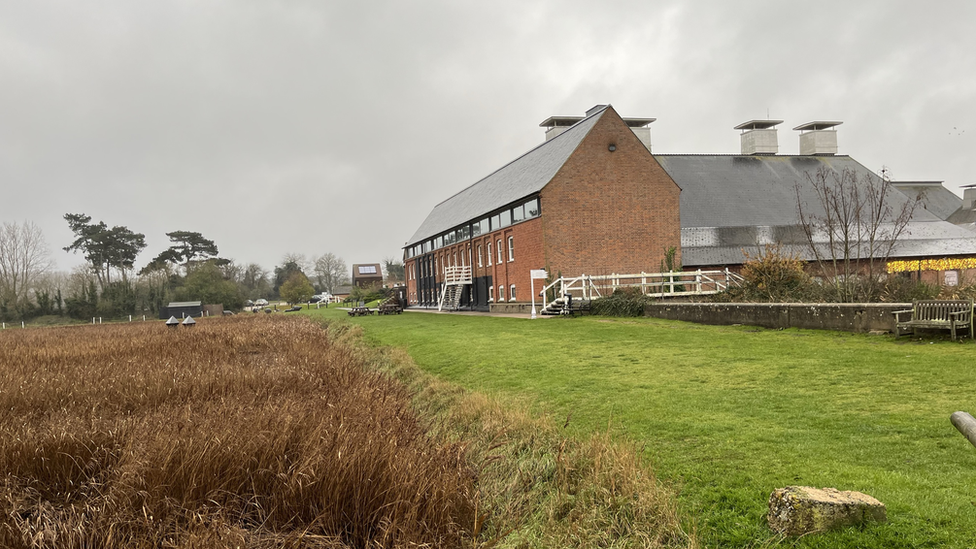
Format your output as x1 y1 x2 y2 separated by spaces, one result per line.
310 307 976 548
323 320 695 548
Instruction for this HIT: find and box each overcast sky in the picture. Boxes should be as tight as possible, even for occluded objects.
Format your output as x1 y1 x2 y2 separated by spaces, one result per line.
2 1 974 274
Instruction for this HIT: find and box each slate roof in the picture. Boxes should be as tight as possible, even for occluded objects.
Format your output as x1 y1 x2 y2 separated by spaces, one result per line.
405 109 976 268
656 154 976 266
405 106 608 247
892 181 962 221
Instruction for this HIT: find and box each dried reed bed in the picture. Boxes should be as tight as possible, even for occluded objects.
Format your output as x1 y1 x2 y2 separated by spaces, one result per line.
0 316 474 548
326 322 698 549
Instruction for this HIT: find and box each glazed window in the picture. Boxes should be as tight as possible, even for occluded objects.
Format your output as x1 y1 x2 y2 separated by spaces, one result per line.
500 209 512 227
497 240 503 264
487 242 493 265
512 204 524 223
510 285 516 301
508 236 514 261
498 285 505 302
478 245 483 267
488 286 494 302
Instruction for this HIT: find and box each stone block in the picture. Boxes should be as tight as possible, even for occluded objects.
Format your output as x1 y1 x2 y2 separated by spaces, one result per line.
768 486 886 536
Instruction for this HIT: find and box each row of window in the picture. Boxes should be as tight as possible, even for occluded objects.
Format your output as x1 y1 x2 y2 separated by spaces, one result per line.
406 197 539 258
408 284 519 304
477 236 514 267
407 236 515 280
489 285 516 302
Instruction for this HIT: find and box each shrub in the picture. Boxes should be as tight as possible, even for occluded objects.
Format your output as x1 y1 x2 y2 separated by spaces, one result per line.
740 244 810 302
591 288 652 317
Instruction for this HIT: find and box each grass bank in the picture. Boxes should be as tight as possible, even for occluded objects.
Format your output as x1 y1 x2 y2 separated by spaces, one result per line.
309 307 976 548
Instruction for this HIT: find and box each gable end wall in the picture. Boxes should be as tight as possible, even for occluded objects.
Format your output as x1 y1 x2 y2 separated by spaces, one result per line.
540 108 681 277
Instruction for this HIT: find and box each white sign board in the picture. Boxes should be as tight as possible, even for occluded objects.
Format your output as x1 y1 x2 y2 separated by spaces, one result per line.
530 269 548 279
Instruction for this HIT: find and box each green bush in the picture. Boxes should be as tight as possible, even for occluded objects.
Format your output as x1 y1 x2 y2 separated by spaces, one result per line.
590 288 652 317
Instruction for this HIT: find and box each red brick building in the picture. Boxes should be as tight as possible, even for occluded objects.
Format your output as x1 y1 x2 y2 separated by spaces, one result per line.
403 105 680 309
404 106 976 309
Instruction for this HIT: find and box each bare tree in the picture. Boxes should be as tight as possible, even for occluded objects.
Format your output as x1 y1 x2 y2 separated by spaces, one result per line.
0 221 54 312
281 252 312 274
314 253 349 294
795 166 920 302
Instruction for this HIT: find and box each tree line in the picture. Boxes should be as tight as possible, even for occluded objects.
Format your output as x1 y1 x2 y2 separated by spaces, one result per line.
0 213 404 322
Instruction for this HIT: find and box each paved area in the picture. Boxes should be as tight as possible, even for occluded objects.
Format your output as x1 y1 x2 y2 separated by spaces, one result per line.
403 307 554 319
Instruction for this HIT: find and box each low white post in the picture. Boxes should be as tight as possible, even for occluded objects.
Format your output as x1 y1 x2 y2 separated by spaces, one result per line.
22 321 25 329
129 315 132 322
92 317 95 325
531 278 536 319
99 317 102 324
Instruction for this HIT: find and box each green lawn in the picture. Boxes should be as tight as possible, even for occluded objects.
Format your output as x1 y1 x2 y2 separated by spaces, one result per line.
308 307 976 548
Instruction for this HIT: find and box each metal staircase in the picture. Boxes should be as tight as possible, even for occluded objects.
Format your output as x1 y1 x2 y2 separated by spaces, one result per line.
438 265 472 311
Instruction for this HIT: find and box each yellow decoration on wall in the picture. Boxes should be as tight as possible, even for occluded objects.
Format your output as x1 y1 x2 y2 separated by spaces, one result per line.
886 257 976 273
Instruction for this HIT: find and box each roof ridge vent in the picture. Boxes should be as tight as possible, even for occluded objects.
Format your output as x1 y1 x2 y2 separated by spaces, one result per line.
540 106 656 151
734 119 783 155
585 104 608 116
794 121 842 155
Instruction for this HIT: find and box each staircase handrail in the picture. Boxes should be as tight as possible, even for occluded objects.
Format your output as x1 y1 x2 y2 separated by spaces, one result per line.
542 269 742 304
444 265 472 285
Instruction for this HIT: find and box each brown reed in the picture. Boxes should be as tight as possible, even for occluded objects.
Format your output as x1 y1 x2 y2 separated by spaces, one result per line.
0 316 475 548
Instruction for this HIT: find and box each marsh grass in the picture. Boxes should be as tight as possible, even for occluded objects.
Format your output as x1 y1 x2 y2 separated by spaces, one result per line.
0 316 474 548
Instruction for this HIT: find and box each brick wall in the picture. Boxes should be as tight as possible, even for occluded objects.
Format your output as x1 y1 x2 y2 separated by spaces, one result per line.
540 107 681 278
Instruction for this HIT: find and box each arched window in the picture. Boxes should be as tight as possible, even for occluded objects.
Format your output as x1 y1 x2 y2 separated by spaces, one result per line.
508 236 515 261
497 240 503 264
498 285 505 302
510 284 516 301
478 245 483 267
488 286 494 302
487 242 492 265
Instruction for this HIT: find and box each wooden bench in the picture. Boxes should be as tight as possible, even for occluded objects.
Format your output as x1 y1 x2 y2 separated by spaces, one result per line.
893 299 974 340
347 307 374 317
377 303 402 315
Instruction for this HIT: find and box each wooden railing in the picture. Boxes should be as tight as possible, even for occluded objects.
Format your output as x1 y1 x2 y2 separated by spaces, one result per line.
540 269 744 311
443 265 472 285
